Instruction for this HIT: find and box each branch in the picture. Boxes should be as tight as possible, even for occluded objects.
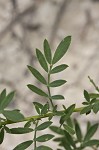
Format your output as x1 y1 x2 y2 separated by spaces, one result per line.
0 106 84 126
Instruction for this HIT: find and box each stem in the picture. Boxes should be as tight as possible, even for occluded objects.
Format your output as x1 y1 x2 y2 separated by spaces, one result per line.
34 120 39 149
0 106 84 127
47 65 54 109
88 76 99 92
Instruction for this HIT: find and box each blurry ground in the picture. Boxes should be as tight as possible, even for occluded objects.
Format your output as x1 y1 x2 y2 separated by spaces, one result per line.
0 0 99 149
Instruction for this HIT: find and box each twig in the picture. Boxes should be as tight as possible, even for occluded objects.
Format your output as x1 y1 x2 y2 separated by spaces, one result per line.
88 76 99 92
0 106 84 127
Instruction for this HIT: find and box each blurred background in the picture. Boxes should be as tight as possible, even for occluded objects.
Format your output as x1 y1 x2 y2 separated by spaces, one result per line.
0 0 99 149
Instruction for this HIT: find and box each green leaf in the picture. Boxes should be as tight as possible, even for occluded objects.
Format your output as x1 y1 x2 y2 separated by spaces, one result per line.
82 102 89 105
52 36 71 64
53 137 63 142
55 111 64 116
0 128 4 144
74 119 82 142
60 115 67 125
41 103 49 114
0 89 6 105
24 121 31 128
63 124 75 135
66 117 73 128
4 126 11 133
48 114 53 121
93 101 99 113
60 104 75 125
36 121 52 131
33 102 43 109
28 66 47 84
35 145 53 150
84 90 90 102
49 126 64 135
90 98 97 104
27 84 48 97
86 121 91 132
13 140 33 150
80 105 92 114
33 102 41 114
61 139 72 150
49 80 66 87
50 64 68 74
44 39 52 64
36 134 54 142
89 93 99 99
3 110 24 122
51 95 65 100
9 127 33 134
0 91 14 110
65 104 75 115
36 49 48 72
84 123 98 141
82 139 99 147
64 130 76 148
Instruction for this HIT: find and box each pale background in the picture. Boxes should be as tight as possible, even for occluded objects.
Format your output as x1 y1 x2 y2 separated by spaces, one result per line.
0 0 99 149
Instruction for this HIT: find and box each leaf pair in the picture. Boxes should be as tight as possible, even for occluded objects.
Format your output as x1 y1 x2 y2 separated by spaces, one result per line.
60 104 75 125
33 102 49 115
0 90 24 122
39 36 71 67
28 84 65 100
0 89 14 111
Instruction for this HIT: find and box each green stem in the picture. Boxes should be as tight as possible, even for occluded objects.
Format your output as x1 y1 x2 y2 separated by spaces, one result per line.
47 65 54 109
88 76 99 92
34 120 39 149
0 106 84 127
